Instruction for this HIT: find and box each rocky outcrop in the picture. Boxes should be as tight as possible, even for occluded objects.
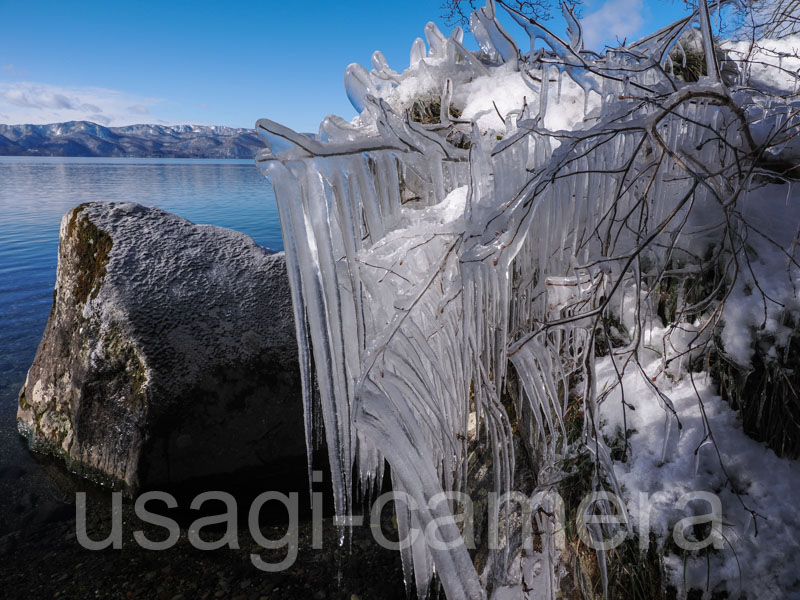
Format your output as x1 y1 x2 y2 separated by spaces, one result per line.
18 202 304 494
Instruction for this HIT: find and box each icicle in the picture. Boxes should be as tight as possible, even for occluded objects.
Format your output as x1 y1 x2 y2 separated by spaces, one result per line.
424 22 448 57
410 37 426 67
440 79 453 126
344 63 377 113
677 40 687 70
664 53 673 77
539 65 550 124
556 67 563 104
370 50 398 82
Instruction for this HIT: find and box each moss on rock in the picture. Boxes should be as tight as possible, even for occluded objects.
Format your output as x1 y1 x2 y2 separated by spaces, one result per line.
66 203 113 304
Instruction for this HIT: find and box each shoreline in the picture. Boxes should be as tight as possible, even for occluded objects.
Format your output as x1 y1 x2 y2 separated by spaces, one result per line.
0 490 411 600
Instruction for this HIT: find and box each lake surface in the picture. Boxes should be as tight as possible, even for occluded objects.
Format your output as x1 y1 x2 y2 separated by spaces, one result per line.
0 157 282 493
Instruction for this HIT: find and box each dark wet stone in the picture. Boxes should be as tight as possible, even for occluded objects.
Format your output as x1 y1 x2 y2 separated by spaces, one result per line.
18 202 305 495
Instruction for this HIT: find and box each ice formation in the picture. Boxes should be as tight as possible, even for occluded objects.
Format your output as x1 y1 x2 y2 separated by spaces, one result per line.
256 1 800 597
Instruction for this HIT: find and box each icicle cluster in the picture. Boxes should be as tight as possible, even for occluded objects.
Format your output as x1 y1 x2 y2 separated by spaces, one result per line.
256 1 800 597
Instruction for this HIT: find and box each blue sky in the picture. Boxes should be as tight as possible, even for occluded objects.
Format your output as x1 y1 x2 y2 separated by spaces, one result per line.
0 0 690 132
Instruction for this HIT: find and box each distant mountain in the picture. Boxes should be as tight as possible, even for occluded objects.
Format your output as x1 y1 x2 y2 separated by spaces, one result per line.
0 121 265 159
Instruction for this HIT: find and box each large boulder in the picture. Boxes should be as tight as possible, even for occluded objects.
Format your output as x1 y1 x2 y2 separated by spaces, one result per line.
18 202 304 494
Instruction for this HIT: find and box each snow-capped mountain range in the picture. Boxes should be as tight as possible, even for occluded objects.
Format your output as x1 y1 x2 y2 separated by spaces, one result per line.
0 121 264 158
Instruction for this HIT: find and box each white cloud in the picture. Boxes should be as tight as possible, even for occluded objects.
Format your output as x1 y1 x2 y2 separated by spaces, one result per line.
87 113 111 125
580 0 646 50
0 81 175 126
2 87 102 112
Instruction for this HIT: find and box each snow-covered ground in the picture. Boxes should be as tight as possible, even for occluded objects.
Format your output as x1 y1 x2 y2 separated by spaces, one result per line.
598 324 800 597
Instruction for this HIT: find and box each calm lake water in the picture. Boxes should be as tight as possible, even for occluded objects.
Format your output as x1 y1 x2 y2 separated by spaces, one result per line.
0 157 282 490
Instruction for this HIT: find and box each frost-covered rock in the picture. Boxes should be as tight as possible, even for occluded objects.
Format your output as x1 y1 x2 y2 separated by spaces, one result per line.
17 202 303 494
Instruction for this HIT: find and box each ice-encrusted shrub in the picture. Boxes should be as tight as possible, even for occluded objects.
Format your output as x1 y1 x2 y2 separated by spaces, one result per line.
255 0 800 597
